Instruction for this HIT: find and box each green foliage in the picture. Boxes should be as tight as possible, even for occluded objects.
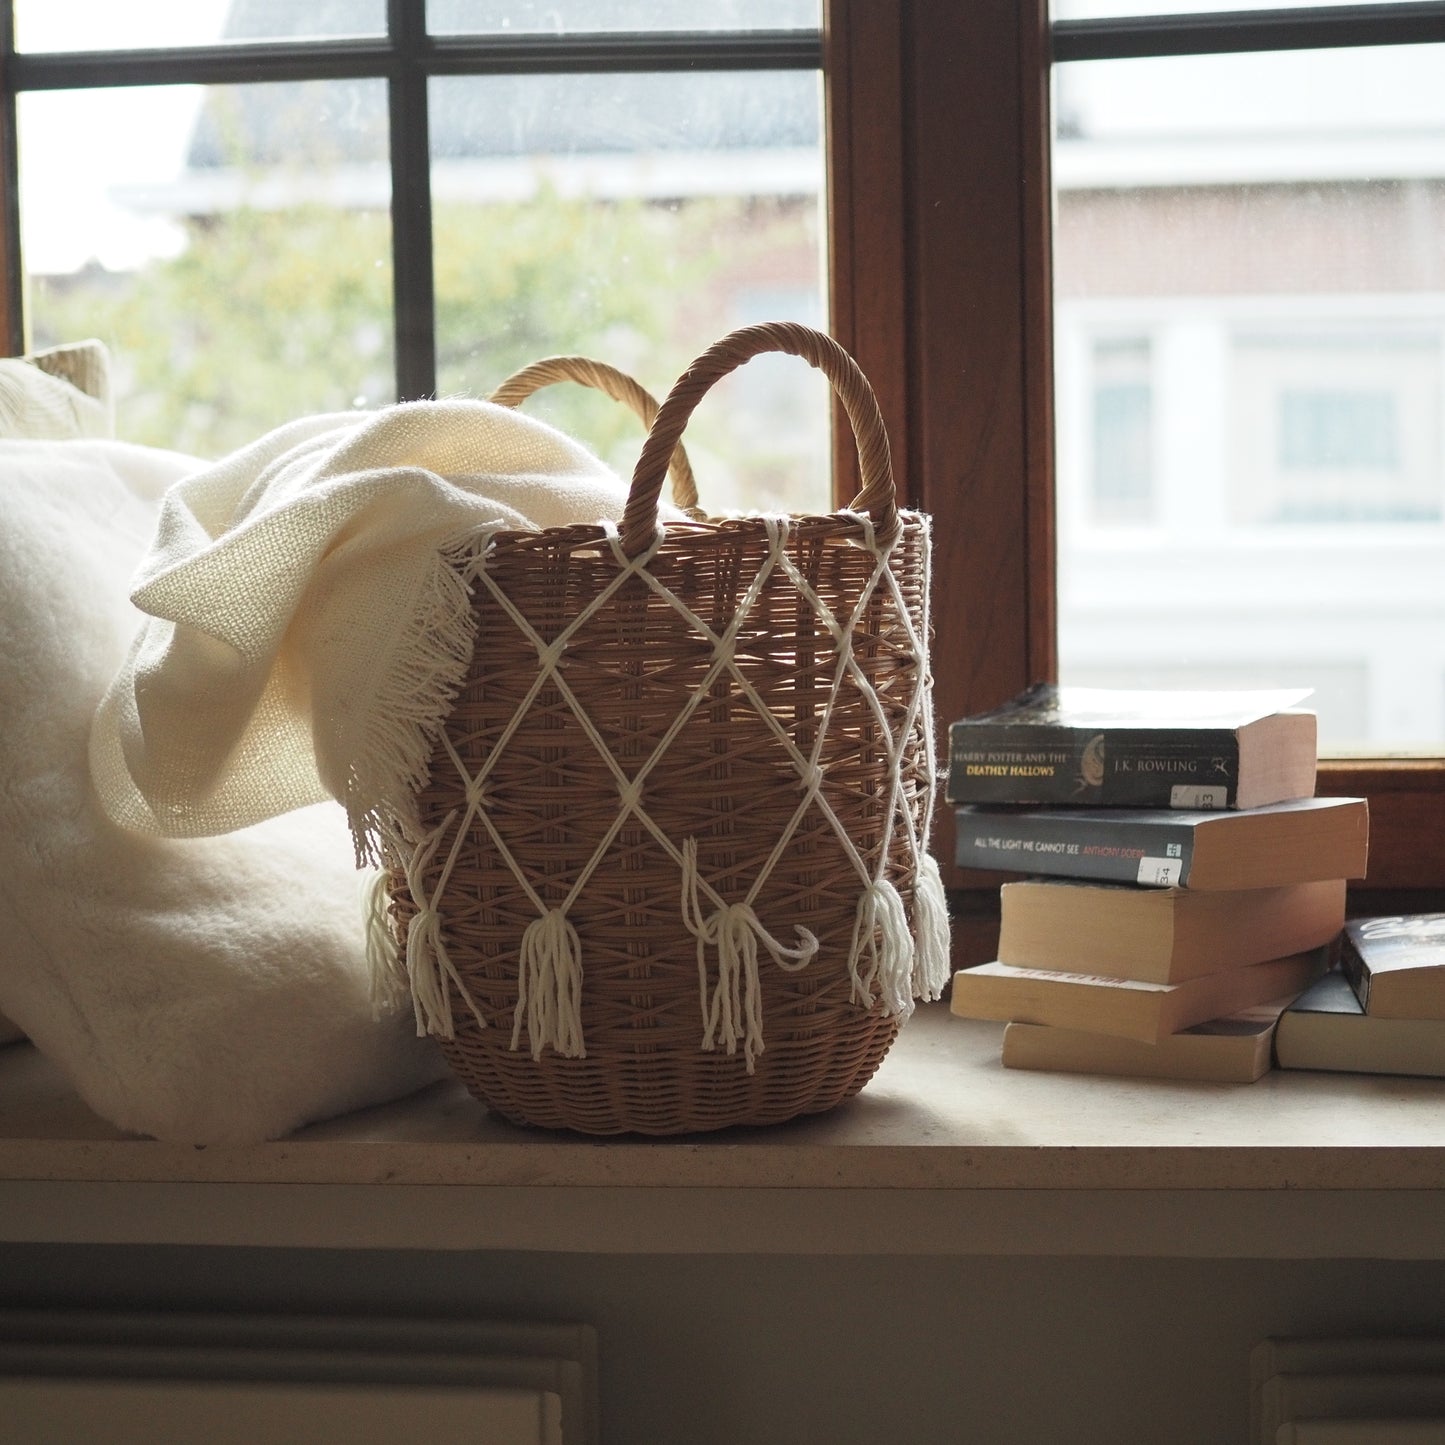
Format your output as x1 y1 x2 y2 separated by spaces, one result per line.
33 203 395 458
29 189 828 508
34 190 720 455
431 188 726 471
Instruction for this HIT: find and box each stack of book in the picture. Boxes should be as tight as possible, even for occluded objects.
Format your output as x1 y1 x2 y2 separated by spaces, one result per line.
1275 915 1445 1079
945 684 1371 1082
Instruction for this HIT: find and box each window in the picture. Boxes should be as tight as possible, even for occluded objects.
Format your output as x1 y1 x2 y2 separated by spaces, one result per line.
3 0 1443 944
1279 390 1400 477
1042 1 1445 921
1089 336 1154 523
1052 8 1445 758
3 0 828 506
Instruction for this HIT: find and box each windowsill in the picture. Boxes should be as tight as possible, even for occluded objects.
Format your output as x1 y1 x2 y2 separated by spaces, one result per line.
5 1003 1445 1258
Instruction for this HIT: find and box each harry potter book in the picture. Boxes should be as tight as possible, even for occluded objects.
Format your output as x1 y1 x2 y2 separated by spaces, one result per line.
946 683 1317 809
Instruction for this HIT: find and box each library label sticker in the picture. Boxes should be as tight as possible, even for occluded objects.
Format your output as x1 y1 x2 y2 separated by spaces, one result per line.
1137 855 1183 886
1170 784 1227 809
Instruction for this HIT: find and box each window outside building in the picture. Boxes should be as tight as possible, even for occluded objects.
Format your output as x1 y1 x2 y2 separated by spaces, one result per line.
1052 27 1445 751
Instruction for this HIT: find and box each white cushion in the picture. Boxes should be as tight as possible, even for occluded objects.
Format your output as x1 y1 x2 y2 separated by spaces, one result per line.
0 340 113 439
0 436 448 1141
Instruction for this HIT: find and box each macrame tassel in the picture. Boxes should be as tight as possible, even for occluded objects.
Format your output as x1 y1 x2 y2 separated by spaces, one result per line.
362 868 408 1018
849 877 917 1018
911 853 952 1003
679 837 818 1073
511 907 586 1061
696 904 767 1070
406 906 458 1038
381 812 486 1039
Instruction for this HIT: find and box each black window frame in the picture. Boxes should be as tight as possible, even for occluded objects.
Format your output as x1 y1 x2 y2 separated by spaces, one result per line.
0 0 824 399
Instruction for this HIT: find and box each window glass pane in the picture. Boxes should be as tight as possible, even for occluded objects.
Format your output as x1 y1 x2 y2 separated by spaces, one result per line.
13 0 386 52
1234 334 1438 524
427 0 820 34
20 79 395 458
1054 0 1406 17
429 69 828 514
1090 337 1154 523
1052 44 1445 753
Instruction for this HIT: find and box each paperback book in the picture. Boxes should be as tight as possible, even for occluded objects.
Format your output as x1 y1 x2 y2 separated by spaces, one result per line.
954 795 1369 890
998 875 1346 983
949 945 1327 1043
946 683 1317 809
1339 913 1445 1021
1001 990 1305 1083
1275 968 1445 1078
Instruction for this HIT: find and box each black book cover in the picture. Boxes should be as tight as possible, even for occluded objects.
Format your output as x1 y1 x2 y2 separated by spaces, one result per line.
953 805 1197 886
946 682 1310 807
1339 913 1445 1013
1286 968 1363 1019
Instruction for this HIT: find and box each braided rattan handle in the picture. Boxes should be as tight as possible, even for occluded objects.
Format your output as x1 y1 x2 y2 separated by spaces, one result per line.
624 321 897 556
488 355 701 514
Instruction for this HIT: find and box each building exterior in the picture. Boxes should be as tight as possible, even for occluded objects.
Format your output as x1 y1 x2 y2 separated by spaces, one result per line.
1053 50 1445 749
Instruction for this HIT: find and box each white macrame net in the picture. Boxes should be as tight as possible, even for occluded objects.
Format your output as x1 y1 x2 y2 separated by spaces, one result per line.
370 510 950 1073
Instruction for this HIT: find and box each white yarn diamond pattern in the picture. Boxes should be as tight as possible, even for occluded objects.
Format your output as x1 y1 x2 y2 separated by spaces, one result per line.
382 511 948 1071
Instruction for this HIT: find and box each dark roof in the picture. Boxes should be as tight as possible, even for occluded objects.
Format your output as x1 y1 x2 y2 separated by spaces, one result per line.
187 0 820 169
220 0 818 40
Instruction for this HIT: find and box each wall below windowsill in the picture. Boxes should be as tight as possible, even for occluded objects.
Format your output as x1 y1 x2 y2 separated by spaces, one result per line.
4 1002 1445 1258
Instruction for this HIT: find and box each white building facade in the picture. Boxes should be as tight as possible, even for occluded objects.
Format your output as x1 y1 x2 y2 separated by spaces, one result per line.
1052 43 1445 751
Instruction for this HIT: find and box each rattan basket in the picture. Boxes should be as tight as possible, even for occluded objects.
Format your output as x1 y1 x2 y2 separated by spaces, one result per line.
381 321 948 1135
486 351 704 519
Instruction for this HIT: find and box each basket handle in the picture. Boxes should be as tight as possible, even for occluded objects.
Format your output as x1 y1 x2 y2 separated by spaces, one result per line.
623 321 897 557
488 355 701 515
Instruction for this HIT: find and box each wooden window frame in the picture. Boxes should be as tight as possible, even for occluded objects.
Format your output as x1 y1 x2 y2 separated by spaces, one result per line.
825 0 1445 964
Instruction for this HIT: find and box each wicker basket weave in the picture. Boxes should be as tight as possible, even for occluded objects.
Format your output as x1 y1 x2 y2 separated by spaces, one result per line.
486 352 704 519
382 322 946 1135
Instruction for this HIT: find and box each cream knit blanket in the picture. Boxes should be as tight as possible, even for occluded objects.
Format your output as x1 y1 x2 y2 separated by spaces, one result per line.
90 399 645 856
0 436 445 1143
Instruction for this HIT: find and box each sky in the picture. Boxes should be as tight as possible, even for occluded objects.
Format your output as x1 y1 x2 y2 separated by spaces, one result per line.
18 0 225 272
14 0 230 48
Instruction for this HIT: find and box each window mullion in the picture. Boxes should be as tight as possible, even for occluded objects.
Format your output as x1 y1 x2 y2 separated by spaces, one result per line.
0 0 20 354
896 0 1053 913
824 0 909 508
1053 1 1445 62
388 0 435 403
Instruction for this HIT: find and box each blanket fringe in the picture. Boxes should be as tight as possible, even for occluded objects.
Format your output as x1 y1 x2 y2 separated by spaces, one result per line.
343 536 486 868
